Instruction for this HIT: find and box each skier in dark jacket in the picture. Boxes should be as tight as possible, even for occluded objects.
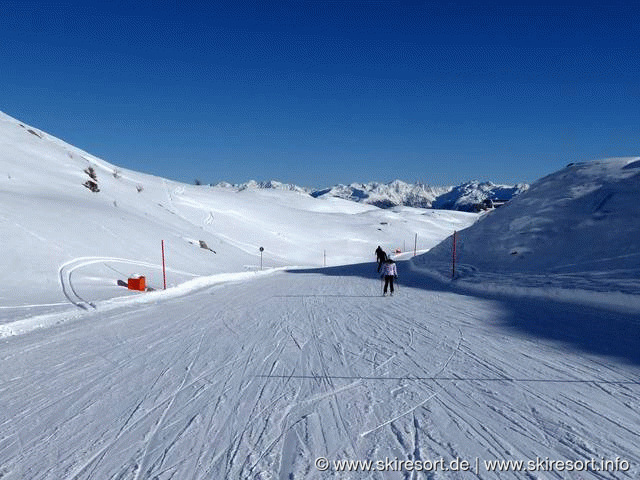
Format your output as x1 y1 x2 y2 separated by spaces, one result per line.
375 246 387 272
380 257 398 296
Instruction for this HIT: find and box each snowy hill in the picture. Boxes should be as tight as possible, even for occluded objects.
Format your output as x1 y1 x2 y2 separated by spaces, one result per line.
310 179 528 211
3 113 640 480
415 157 640 298
0 111 477 319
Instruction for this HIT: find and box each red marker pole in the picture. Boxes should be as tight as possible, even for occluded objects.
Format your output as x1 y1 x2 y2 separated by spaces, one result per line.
161 240 167 290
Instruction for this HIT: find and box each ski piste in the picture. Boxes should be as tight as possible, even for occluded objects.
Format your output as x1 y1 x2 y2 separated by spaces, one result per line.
2 264 639 478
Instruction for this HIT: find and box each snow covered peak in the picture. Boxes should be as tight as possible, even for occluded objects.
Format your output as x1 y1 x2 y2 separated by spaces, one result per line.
431 181 530 211
311 179 528 211
213 179 311 194
311 180 450 208
211 177 529 212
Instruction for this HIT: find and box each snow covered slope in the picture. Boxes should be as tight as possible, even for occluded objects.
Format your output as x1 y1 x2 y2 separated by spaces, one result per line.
3 113 640 480
416 157 640 298
3 263 640 479
0 111 477 317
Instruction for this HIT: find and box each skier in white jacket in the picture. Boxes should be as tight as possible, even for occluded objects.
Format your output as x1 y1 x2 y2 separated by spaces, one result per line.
380 257 398 296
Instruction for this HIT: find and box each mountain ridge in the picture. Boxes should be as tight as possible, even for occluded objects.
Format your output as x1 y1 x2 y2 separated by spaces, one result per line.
214 178 530 211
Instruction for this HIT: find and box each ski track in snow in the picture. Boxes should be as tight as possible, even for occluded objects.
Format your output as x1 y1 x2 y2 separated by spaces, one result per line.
1 266 640 479
58 256 200 310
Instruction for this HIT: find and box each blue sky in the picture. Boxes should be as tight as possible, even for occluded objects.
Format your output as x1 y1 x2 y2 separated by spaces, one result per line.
2 1 639 187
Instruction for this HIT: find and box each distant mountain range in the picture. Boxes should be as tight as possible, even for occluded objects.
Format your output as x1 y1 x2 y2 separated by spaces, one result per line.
214 180 311 195
214 179 530 212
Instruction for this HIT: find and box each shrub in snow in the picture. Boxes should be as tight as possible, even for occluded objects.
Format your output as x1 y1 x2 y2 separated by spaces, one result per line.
83 179 100 192
82 167 100 192
84 167 98 181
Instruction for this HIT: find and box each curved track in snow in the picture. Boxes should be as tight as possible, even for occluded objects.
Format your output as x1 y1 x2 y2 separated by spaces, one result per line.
58 257 199 309
2 262 640 479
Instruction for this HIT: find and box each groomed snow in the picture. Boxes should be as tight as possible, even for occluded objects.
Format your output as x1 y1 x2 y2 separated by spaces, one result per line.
2 264 640 479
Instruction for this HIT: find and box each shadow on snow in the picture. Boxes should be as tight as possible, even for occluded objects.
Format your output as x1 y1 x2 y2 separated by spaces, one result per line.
286 260 640 367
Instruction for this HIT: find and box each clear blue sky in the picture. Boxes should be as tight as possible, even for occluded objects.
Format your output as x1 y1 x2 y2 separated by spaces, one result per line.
2 1 639 187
